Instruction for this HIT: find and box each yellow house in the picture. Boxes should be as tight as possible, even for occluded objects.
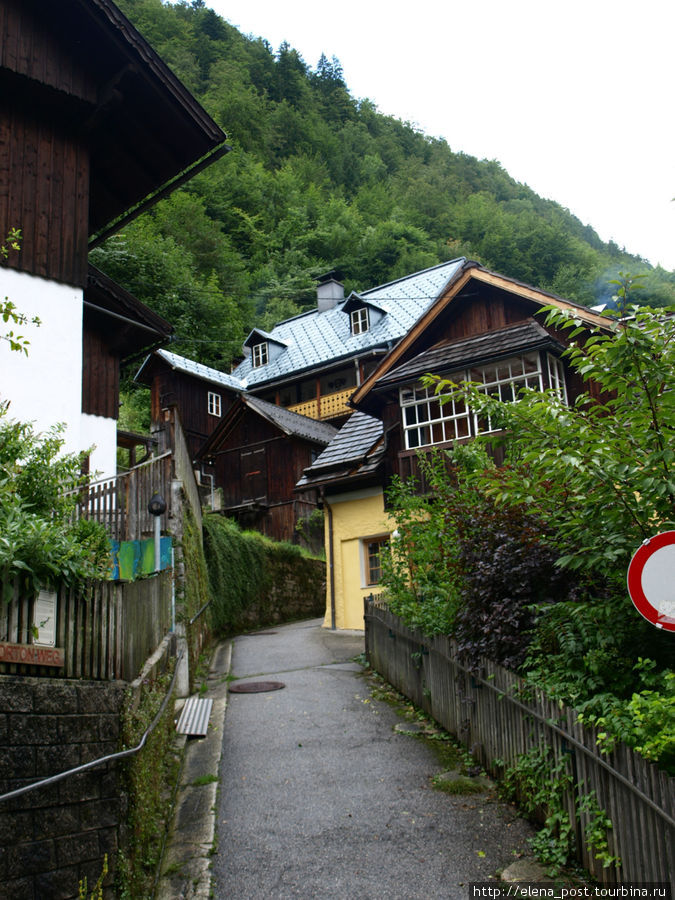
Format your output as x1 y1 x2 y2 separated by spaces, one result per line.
296 412 392 630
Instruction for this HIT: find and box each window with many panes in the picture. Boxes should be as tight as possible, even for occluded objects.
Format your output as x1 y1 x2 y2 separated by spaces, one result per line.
472 351 543 434
400 383 471 449
351 307 369 335
401 352 564 450
363 536 389 586
207 391 221 417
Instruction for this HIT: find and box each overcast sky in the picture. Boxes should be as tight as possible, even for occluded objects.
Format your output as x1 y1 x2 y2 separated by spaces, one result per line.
206 0 674 271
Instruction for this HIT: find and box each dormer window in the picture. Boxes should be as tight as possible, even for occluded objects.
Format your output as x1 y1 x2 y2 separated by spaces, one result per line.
207 391 221 417
351 307 370 335
252 342 269 368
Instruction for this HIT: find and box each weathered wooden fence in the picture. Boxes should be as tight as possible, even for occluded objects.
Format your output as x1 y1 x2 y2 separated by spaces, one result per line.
364 597 674 887
72 450 173 541
0 572 173 681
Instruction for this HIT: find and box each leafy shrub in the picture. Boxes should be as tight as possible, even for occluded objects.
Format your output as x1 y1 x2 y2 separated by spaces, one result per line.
202 515 271 633
0 410 109 597
382 448 577 665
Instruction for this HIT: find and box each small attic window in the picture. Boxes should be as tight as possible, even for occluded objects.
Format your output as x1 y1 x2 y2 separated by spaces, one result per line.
351 307 369 335
252 342 269 368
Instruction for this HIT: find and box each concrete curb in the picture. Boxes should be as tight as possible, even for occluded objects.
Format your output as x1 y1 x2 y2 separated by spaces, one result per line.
155 640 232 900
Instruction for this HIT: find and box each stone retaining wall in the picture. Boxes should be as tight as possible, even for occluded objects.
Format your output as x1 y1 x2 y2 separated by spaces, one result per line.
0 677 126 899
235 556 326 630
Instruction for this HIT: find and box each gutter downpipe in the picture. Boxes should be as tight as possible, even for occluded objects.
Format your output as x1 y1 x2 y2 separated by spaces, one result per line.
323 488 336 630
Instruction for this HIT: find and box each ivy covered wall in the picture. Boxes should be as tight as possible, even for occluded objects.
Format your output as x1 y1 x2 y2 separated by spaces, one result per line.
202 515 325 634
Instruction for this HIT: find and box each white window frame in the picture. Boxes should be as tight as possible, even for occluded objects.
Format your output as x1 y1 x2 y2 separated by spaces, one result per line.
472 351 543 435
400 351 567 450
547 353 568 404
252 342 269 368
400 382 471 450
207 391 221 417
351 307 370 335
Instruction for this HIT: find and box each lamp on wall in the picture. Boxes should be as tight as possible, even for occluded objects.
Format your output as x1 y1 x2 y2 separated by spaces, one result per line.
148 492 166 572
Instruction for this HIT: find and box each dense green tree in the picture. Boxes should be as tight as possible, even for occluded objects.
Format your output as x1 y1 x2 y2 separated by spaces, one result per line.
98 0 673 357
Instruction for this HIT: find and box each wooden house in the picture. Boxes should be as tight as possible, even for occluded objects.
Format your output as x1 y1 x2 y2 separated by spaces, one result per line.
0 0 228 476
297 261 613 629
135 348 247 476
136 261 467 536
197 394 337 547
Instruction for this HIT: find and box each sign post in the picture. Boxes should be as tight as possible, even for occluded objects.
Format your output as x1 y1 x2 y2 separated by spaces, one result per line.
627 531 675 632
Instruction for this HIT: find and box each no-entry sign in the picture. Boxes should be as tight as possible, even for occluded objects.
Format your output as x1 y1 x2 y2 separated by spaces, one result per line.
627 531 675 632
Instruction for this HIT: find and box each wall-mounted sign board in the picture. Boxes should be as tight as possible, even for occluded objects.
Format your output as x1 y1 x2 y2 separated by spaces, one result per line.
0 642 65 666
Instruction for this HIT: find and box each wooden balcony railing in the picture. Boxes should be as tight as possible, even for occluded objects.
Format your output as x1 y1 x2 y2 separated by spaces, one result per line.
289 387 353 421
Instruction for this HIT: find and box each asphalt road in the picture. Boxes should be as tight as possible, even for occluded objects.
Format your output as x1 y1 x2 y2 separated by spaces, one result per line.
211 618 533 900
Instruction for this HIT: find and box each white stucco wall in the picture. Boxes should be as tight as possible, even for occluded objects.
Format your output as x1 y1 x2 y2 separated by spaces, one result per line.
81 413 118 481
0 268 90 459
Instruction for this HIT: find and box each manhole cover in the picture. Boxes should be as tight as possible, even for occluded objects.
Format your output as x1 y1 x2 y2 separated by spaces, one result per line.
228 681 286 693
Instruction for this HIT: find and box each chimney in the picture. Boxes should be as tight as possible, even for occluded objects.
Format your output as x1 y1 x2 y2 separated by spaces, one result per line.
317 272 344 312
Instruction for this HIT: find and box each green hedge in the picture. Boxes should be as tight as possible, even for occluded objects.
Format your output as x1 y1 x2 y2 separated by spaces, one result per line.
202 515 325 634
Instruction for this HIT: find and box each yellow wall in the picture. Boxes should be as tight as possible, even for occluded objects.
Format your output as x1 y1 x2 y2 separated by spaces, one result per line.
323 487 394 630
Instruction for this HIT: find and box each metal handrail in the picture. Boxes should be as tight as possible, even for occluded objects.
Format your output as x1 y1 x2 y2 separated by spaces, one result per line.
0 649 183 804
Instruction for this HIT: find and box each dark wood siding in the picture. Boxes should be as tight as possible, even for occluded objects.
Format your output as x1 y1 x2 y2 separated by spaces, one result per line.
438 288 532 345
210 408 322 544
0 100 90 286
82 325 118 419
0 1 95 101
149 368 238 464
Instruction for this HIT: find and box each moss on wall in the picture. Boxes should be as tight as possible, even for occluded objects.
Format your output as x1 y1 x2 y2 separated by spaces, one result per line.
202 515 325 634
180 507 213 688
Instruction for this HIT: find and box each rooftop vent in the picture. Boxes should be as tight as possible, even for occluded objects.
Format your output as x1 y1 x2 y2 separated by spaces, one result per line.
317 273 345 312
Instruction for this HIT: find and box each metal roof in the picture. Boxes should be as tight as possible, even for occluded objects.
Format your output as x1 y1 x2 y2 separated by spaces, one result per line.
233 259 466 389
137 348 247 392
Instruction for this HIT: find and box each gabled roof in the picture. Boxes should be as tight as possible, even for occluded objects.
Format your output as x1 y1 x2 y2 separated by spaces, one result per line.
232 258 467 389
374 320 564 390
135 349 247 392
244 395 338 444
350 263 613 408
85 265 172 357
6 0 229 244
243 328 288 349
198 394 338 462
342 293 387 315
295 412 384 492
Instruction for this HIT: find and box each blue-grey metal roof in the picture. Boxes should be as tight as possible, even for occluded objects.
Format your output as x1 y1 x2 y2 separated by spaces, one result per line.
142 348 247 392
233 258 466 389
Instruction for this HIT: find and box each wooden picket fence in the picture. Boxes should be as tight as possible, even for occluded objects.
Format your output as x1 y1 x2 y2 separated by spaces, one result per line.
364 598 674 887
0 572 173 681
72 450 173 541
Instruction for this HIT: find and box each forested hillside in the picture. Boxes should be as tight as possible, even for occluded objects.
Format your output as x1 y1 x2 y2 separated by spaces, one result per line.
91 0 675 372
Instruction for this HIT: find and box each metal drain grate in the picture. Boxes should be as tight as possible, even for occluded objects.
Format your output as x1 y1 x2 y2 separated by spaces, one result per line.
228 681 285 693
176 697 213 736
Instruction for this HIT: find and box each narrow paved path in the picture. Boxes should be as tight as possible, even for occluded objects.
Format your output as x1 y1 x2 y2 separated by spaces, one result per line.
212 619 532 899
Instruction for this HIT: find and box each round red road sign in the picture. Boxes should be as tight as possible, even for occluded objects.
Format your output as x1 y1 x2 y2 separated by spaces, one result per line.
627 531 675 632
